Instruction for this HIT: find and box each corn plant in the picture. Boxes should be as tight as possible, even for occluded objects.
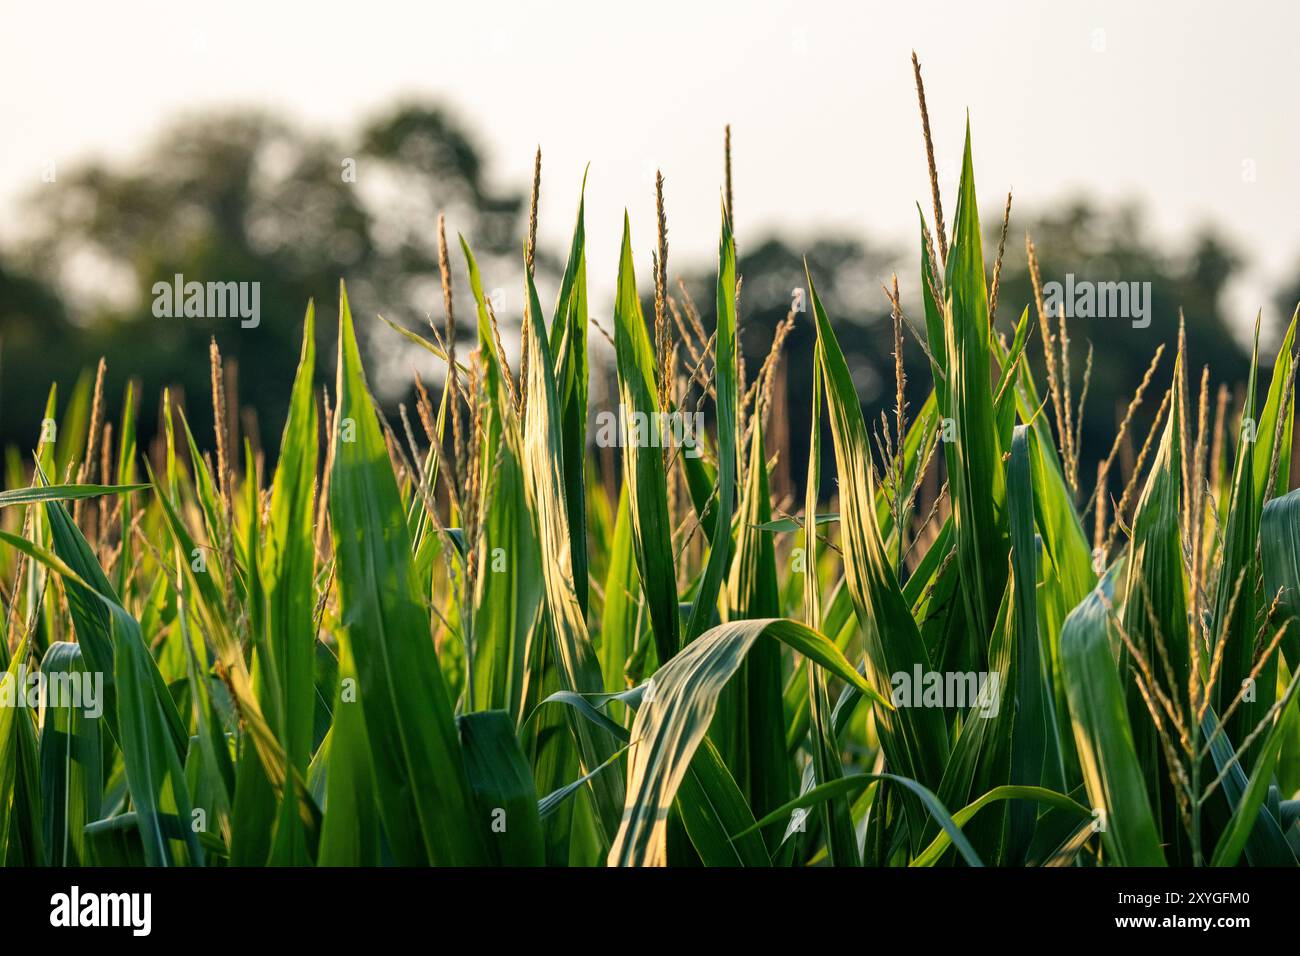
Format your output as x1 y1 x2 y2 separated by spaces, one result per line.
1 63 1299 868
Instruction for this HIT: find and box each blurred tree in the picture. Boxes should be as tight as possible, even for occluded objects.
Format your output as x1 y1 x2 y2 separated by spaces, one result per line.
675 235 909 505
0 112 1269 510
991 199 1252 504
0 105 524 456
671 199 1255 509
0 260 76 445
1276 263 1300 334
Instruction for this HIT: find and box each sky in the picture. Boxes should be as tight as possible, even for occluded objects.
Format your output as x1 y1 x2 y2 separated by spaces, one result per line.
4 0 1299 336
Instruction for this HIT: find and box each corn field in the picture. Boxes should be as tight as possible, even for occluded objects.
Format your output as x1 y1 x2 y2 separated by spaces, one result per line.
2 67 1300 870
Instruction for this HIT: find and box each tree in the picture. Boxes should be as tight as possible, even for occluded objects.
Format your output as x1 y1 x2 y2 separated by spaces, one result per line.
669 198 1254 508
674 234 907 503
1 105 524 455
991 199 1252 502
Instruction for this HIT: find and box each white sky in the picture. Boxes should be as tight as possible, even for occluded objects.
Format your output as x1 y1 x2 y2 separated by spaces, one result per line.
4 0 1299 333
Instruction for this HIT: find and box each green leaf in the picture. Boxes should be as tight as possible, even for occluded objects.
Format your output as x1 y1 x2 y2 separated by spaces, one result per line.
685 206 740 645
0 484 149 508
1213 318 1266 748
608 617 888 866
461 238 543 720
263 302 319 775
1006 425 1060 859
551 179 592 616
1120 361 1189 847
38 642 103 867
1060 565 1166 866
599 486 640 698
9 511 199 867
1210 678 1300 866
720 414 786 819
456 710 545 866
522 264 626 845
807 266 948 799
1263 489 1300 672
911 785 1090 867
262 303 319 866
1252 307 1297 504
736 772 985 867
0 638 30 863
328 281 486 865
113 597 204 866
611 213 679 661
939 121 1008 652
674 737 770 866
316 634 380 865
803 340 859 866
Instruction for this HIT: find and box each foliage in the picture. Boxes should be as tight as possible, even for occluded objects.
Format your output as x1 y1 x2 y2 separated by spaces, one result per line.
1 87 1299 868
